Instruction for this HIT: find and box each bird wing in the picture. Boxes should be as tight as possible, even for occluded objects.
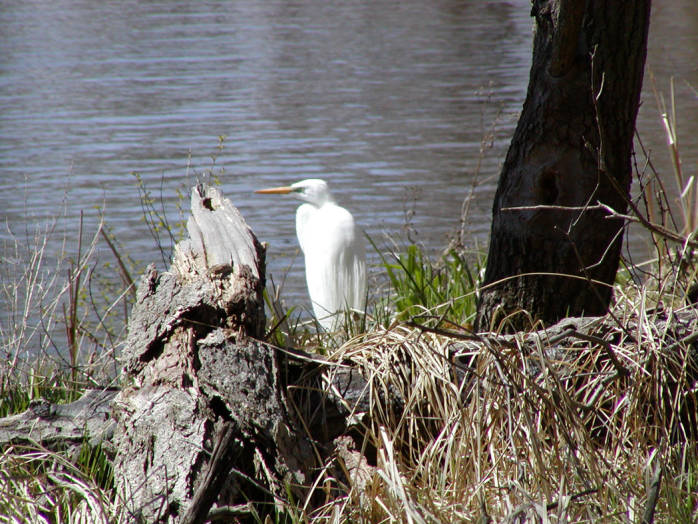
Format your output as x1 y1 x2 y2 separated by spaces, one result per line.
295 203 316 256
296 202 366 328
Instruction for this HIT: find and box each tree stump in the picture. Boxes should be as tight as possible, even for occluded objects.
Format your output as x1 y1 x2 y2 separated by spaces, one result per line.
112 184 316 523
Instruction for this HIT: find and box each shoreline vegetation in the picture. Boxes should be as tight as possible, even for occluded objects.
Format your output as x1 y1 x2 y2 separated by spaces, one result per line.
1 104 697 522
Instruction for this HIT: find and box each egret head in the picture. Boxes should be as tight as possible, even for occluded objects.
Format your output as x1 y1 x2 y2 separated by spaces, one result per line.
289 179 333 206
255 178 334 207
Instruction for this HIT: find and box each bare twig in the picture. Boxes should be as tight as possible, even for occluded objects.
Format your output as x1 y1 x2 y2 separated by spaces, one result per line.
599 203 698 249
99 227 136 299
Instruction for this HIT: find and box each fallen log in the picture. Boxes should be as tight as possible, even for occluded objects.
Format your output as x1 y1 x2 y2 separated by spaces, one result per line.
0 388 117 452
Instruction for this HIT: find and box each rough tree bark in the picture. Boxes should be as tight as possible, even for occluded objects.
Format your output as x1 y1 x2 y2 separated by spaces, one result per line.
110 184 313 523
0 389 117 453
477 0 652 330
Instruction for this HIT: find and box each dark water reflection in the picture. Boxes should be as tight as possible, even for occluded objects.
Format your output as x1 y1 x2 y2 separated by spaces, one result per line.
0 0 696 315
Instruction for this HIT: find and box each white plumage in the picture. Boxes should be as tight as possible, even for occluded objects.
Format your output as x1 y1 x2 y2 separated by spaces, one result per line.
255 179 366 330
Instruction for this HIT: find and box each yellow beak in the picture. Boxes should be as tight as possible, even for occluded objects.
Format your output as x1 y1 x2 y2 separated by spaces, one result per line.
254 186 293 195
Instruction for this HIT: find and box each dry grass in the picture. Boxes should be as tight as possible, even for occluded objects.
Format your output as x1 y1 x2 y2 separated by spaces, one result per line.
5 236 694 523
312 290 697 522
0 214 129 403
0 443 118 524
0 215 130 522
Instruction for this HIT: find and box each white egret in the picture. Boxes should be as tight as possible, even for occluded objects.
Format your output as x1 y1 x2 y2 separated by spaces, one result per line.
255 179 366 330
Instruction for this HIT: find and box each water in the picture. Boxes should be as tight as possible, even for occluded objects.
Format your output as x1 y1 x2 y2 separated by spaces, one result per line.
1 0 696 318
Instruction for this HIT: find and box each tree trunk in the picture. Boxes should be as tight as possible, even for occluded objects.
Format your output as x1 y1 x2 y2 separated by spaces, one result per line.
477 0 651 330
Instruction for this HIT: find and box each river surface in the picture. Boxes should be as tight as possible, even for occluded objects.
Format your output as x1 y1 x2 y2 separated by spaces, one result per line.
1 0 697 321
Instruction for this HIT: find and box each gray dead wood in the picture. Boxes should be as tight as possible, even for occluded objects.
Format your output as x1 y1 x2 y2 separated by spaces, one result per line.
641 464 663 524
0 388 117 453
180 421 242 524
112 183 282 523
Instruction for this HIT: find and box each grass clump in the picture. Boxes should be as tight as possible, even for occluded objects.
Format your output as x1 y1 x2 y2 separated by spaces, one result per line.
0 206 129 521
380 243 483 329
310 288 698 522
277 88 698 522
0 443 117 523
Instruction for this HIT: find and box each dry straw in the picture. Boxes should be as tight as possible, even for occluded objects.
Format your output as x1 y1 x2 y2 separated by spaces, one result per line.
315 294 697 522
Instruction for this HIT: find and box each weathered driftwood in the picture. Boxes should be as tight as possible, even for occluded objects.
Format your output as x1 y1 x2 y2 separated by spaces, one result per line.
0 388 117 452
0 182 378 520
1 309 695 453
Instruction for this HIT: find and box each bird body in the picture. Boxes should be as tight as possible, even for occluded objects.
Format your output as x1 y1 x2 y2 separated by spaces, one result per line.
255 179 366 330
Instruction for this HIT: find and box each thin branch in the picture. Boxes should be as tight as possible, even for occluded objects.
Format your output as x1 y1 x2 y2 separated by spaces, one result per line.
599 203 698 249
502 204 607 213
99 228 136 299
